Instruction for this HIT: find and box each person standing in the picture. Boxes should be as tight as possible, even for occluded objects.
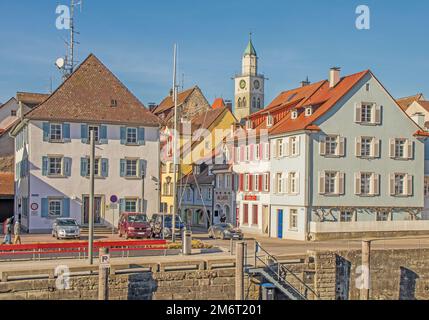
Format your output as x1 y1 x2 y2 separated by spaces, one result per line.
2 218 12 245
13 220 21 245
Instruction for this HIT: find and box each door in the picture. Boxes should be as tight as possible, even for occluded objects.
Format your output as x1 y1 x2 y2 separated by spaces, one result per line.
83 196 103 225
277 210 283 239
262 205 269 235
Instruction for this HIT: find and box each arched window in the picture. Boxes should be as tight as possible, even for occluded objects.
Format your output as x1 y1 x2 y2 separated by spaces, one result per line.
257 98 261 108
243 97 247 108
252 97 256 108
238 98 242 108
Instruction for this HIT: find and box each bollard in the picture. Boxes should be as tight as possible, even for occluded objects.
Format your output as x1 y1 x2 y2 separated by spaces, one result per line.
98 247 110 301
360 240 371 300
182 229 192 256
235 242 245 300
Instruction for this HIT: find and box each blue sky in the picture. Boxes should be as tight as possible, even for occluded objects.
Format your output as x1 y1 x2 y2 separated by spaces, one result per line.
0 0 428 106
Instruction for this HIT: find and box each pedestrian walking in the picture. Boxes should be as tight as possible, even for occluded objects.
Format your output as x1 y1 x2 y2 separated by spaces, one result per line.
13 220 21 245
2 218 12 245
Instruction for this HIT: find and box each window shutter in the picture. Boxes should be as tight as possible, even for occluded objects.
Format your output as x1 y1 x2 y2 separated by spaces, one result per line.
63 198 70 218
338 172 345 195
63 124 71 142
355 173 361 195
319 138 326 156
389 174 395 196
374 105 382 124
80 158 88 177
41 198 49 218
407 175 413 196
259 175 263 192
249 144 254 161
249 175 253 191
273 141 278 158
338 137 345 157
355 103 362 123
259 143 264 160
406 140 414 159
373 139 380 158
389 139 395 158
138 128 146 145
100 125 108 144
120 159 126 177
284 140 290 157
296 172 300 194
239 174 244 192
80 124 88 144
355 137 362 157
64 158 72 177
43 123 50 142
101 159 109 178
42 157 48 176
372 174 380 196
120 127 127 145
240 146 245 162
319 172 326 194
119 199 126 213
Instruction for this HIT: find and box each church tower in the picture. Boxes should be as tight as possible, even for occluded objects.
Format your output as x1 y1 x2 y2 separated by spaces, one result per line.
234 34 265 122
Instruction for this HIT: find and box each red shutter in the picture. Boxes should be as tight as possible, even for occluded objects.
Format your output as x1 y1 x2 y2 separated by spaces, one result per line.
243 204 249 224
259 143 263 160
249 174 253 191
239 174 244 192
259 175 263 192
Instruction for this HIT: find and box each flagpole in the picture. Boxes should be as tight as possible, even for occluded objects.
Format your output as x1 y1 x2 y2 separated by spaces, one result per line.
172 44 178 243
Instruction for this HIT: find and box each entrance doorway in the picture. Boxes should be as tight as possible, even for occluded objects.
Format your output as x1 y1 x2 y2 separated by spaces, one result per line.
277 210 283 239
83 196 103 225
262 205 269 235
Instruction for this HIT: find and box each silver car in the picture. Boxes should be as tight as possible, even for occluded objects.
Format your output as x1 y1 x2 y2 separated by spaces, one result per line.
52 218 81 240
208 223 243 240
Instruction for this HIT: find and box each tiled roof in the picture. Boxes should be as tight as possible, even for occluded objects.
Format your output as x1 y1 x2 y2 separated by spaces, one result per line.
415 101 429 113
25 54 160 127
212 98 226 110
0 173 14 196
178 167 214 186
16 92 49 108
246 70 370 136
397 93 424 111
153 87 196 115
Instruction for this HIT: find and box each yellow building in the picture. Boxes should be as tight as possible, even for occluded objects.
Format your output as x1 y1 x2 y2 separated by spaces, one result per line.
159 101 237 215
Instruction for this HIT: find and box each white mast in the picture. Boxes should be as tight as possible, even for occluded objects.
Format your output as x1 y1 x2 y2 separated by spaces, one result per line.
172 44 178 242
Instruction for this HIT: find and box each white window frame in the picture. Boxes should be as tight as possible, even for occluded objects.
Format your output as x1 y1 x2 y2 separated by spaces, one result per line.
263 173 270 192
290 209 298 230
255 144 260 161
340 211 354 223
325 172 337 195
126 127 138 145
276 173 284 194
360 172 372 196
305 107 313 117
267 115 273 127
288 172 298 194
125 198 138 213
277 139 284 157
48 198 63 217
291 110 298 120
87 157 102 177
225 174 232 189
264 143 270 160
125 159 138 178
88 125 100 143
48 156 64 177
254 174 260 191
245 174 250 192
50 123 63 142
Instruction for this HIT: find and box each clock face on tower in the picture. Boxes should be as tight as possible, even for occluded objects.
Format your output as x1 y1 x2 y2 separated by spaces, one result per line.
254 80 260 90
240 80 246 90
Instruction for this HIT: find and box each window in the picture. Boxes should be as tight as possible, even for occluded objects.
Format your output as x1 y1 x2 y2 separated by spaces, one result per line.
254 174 260 191
87 158 101 177
237 98 242 109
340 211 354 222
243 204 249 224
11 110 17 117
187 188 192 201
245 174 250 192
161 164 167 174
48 157 63 176
235 147 241 163
325 136 338 156
376 212 390 222
425 177 429 198
245 146 250 162
126 127 138 144
255 144 260 160
263 173 270 192
290 209 298 229
305 107 313 117
360 173 372 195
361 104 373 123
126 159 138 177
264 143 270 160
252 97 256 109
325 172 337 194
125 199 138 213
290 137 299 156
257 98 261 109
277 139 284 157
207 188 212 200
276 173 284 194
50 124 62 142
88 125 100 142
289 172 298 194
48 199 62 217
225 174 232 189
395 174 406 195
217 174 223 188
361 138 372 157
267 115 274 127
252 205 258 226
291 110 298 119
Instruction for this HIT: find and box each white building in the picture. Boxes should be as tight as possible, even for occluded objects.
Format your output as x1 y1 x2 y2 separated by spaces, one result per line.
11 54 161 233
236 68 428 241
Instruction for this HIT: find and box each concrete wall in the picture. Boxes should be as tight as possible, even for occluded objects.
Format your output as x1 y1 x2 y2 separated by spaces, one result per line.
0 268 260 301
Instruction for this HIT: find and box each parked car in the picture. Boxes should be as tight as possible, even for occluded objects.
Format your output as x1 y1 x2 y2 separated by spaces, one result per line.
208 223 243 240
118 213 152 239
52 218 81 240
152 214 185 239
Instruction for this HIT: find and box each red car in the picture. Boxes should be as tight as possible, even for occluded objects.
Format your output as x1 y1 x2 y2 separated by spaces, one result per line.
118 213 152 239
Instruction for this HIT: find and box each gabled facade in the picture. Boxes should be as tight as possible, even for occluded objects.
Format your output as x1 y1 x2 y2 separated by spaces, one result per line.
11 54 161 233
235 68 428 241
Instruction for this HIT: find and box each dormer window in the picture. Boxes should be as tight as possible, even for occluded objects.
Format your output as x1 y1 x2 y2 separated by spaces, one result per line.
267 115 274 127
305 106 313 117
291 110 298 120
246 120 253 130
111 99 118 107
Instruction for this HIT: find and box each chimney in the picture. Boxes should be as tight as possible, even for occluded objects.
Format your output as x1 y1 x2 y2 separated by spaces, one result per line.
329 67 341 88
225 100 233 112
301 77 311 87
169 89 174 97
411 112 426 129
148 102 157 112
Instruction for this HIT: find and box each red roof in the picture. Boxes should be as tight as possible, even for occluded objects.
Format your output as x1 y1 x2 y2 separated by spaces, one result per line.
212 98 226 110
0 173 14 196
246 70 370 136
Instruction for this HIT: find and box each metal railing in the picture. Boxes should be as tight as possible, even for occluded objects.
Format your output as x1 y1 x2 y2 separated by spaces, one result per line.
252 241 319 300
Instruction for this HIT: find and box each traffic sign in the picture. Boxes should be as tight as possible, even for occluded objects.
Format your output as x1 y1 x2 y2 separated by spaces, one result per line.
100 254 110 266
110 195 118 203
31 203 39 211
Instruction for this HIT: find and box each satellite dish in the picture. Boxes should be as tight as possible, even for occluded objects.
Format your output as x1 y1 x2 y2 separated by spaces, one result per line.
55 57 65 69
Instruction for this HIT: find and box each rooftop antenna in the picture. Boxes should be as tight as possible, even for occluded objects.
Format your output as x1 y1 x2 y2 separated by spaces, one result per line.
55 0 83 80
181 73 185 91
